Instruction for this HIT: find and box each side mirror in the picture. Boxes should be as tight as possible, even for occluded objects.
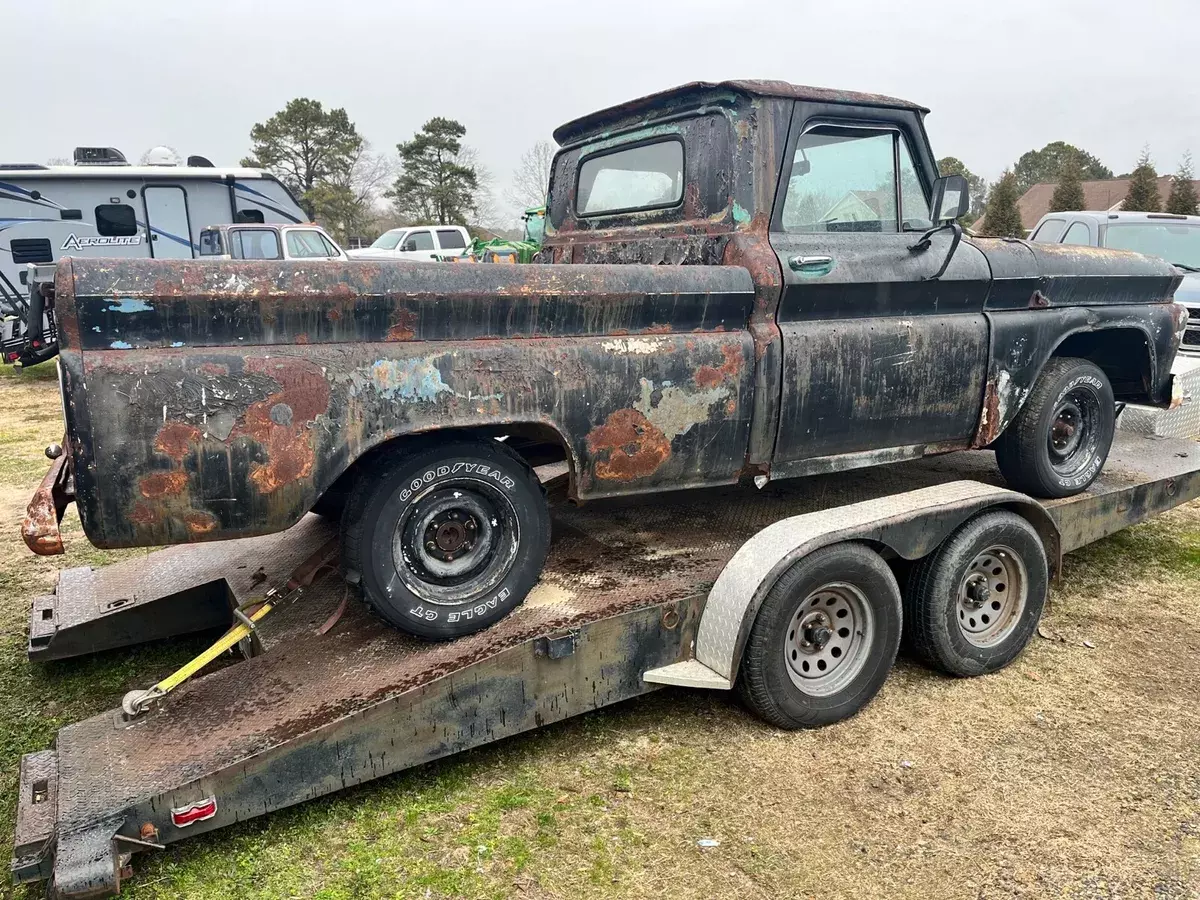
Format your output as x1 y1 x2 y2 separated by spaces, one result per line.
930 174 970 222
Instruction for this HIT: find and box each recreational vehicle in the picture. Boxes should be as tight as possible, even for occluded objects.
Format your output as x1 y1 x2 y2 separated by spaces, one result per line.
1 146 306 362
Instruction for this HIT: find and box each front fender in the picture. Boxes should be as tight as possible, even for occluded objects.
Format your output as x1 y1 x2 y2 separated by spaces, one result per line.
972 303 1185 447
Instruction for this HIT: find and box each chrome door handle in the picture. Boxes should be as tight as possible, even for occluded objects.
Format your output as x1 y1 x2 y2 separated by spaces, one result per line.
789 255 834 275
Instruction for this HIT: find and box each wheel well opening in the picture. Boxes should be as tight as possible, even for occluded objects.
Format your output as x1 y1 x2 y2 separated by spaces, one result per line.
1053 328 1153 401
315 424 576 509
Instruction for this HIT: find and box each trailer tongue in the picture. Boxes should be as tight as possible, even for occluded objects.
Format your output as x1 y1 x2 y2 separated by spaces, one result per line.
12 430 1200 897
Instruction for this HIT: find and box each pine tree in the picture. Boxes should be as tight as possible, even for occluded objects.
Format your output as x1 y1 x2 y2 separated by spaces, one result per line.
1166 154 1199 216
979 171 1025 237
1123 148 1162 212
1049 150 1086 212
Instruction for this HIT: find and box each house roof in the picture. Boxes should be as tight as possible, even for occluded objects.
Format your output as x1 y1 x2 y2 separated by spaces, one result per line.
553 80 926 144
1017 175 1200 230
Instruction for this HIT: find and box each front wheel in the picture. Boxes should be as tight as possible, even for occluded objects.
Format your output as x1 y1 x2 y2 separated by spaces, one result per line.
738 543 903 730
341 439 550 640
994 357 1115 498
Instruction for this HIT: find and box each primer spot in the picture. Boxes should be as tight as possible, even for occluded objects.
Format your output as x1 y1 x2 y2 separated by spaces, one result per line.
269 403 294 427
106 297 153 314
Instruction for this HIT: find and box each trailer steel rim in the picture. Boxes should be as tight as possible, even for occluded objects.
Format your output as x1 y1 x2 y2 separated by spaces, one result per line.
1048 388 1101 478
392 478 520 605
783 582 874 696
956 544 1027 647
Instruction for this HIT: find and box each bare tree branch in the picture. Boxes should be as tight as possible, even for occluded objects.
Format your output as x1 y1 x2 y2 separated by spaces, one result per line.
506 140 555 210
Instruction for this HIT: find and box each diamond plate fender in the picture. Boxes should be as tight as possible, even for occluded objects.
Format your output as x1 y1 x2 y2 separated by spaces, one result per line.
691 480 1058 687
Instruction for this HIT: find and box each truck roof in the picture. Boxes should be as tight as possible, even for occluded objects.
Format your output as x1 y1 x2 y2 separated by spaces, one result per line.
553 79 927 144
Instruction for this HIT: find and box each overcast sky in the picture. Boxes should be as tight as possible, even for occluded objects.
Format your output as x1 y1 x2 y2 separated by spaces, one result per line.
5 0 1198 221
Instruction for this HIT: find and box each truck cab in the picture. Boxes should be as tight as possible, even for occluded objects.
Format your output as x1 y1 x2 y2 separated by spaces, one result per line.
541 80 1182 473
197 223 346 261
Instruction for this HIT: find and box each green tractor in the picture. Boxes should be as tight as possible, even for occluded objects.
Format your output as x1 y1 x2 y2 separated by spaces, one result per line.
451 206 545 265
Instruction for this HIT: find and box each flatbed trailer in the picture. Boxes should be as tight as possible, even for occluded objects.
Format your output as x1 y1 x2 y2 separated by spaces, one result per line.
12 431 1200 897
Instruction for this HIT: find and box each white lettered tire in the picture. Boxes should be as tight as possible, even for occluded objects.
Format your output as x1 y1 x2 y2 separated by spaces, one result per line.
341 439 550 640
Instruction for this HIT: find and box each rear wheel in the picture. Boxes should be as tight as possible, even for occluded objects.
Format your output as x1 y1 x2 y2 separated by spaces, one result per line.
341 439 550 640
905 510 1048 676
994 357 1114 498
738 543 902 729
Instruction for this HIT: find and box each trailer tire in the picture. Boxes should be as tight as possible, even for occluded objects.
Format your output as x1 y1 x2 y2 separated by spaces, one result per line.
341 439 550 640
738 543 902 730
905 510 1047 677
994 357 1114 498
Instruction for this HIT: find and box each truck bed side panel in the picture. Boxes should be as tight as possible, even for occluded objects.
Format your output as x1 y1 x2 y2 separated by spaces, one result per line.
57 259 756 548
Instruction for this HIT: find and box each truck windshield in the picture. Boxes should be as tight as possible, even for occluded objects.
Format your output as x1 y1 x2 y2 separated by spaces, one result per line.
370 230 405 250
198 230 223 256
1106 222 1200 269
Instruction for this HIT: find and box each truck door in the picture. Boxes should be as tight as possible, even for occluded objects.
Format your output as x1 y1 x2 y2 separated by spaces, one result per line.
769 108 991 474
142 186 194 258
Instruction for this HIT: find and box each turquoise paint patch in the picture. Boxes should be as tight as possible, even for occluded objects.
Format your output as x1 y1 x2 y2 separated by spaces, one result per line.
366 358 451 403
107 298 153 314
170 341 184 348
92 326 101 332
732 202 751 226
110 340 132 350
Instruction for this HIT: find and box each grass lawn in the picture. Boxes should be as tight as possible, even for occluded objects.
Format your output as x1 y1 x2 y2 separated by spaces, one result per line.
1 369 1198 899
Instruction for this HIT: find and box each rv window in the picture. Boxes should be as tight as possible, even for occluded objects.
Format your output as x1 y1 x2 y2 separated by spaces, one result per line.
230 229 281 260
198 230 224 256
95 204 138 237
10 239 53 265
235 209 265 224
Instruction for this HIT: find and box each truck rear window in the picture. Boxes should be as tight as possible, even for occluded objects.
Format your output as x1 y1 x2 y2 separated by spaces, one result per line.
576 139 684 216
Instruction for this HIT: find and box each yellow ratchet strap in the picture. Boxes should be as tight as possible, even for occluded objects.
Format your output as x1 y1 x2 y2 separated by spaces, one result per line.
120 590 279 718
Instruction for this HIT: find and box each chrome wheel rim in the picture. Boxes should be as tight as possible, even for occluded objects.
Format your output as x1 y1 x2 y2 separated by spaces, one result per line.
783 582 874 696
956 544 1027 647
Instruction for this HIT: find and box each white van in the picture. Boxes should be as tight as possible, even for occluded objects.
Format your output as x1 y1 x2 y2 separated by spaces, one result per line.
347 225 471 262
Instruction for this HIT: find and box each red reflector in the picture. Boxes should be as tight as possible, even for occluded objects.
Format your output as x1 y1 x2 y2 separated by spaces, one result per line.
171 797 217 827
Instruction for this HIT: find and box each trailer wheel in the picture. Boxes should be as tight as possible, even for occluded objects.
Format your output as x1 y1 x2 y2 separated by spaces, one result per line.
738 543 902 730
994 357 1115 498
905 510 1047 676
341 439 550 640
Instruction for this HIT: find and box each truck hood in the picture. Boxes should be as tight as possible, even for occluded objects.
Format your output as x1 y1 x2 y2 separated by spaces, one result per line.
967 238 1182 307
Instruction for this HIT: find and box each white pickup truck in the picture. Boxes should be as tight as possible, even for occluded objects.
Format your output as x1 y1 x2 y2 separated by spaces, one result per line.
347 224 470 262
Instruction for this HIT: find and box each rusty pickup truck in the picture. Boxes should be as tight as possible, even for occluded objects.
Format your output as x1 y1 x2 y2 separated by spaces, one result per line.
24 80 1185 639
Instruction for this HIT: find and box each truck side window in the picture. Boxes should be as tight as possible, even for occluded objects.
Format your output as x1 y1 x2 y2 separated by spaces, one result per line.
781 127 909 234
95 204 138 237
436 229 467 250
230 229 281 260
403 231 434 252
286 229 335 258
897 138 931 229
1061 222 1092 245
1031 219 1067 242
